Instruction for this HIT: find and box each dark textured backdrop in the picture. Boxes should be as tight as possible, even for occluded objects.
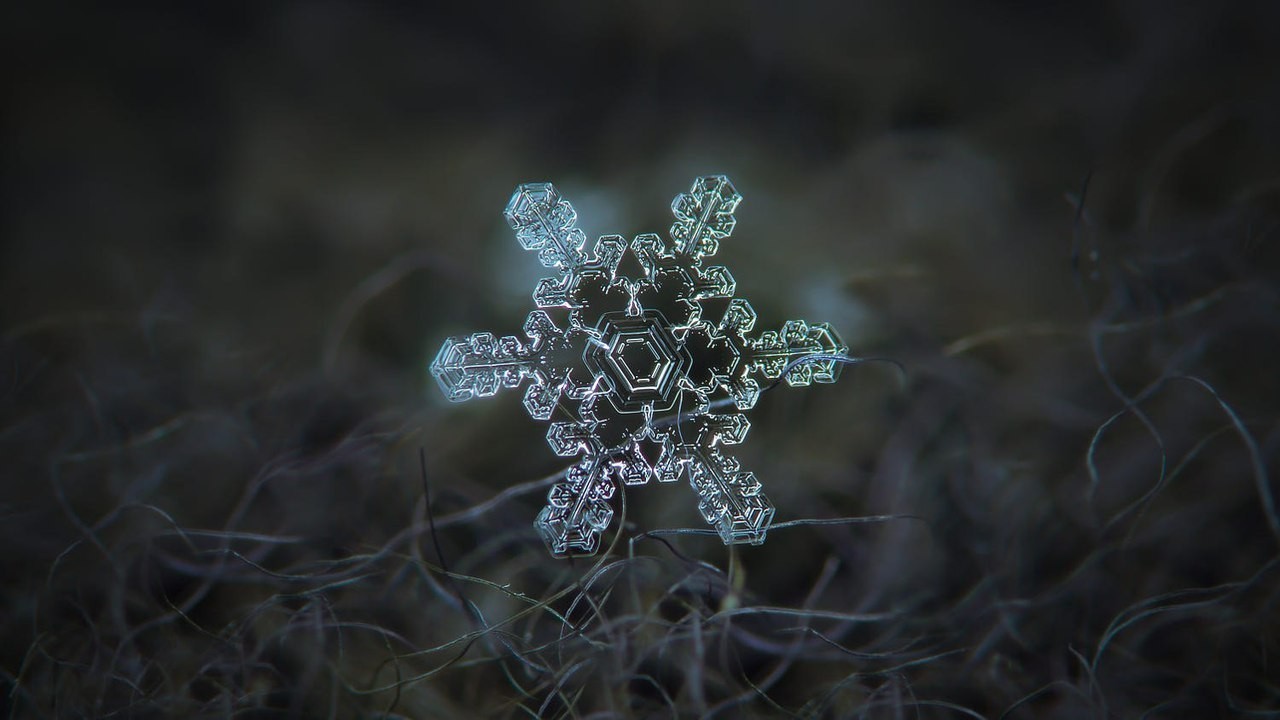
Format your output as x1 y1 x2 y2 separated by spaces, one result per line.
4 2 1279 718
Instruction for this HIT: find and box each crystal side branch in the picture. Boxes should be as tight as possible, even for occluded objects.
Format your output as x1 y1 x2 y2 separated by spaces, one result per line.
431 176 847 556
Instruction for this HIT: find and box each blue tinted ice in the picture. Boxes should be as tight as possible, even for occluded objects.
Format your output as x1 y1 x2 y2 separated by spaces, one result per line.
431 176 847 556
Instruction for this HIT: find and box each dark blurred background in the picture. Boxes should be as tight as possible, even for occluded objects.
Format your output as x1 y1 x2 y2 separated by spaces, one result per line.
3 2 1279 718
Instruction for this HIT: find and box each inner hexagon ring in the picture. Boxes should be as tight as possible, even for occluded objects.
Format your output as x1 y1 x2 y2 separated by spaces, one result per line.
583 310 691 414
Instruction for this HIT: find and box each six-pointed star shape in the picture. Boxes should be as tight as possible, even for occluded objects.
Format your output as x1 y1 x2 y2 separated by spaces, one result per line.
431 176 847 556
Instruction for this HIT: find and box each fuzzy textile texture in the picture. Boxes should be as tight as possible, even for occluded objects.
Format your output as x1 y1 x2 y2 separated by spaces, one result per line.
3 3 1280 718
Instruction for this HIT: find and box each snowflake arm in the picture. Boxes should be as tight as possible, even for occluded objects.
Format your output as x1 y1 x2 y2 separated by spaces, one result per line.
669 175 742 260
747 320 848 387
429 310 575 421
535 457 615 556
504 183 588 273
686 447 774 545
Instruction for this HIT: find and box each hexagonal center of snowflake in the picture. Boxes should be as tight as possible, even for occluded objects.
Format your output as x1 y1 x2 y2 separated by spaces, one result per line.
616 337 662 386
584 310 691 414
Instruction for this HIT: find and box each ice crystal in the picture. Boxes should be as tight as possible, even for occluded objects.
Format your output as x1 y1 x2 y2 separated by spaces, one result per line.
431 176 847 556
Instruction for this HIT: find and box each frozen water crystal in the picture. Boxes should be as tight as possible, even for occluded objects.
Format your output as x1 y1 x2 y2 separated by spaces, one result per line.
431 176 847 556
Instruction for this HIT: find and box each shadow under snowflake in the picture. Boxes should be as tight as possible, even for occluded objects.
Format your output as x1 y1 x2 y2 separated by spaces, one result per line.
431 176 847 556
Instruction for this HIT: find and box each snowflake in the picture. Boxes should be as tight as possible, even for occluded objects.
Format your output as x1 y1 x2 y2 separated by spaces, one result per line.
431 176 847 556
